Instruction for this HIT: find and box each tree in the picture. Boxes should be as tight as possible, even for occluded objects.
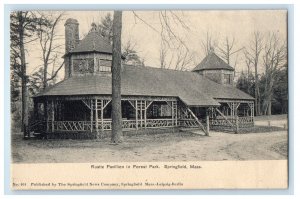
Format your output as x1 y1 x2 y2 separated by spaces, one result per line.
10 11 44 137
133 11 192 70
98 13 144 66
272 64 288 114
122 40 145 66
261 33 286 115
111 11 123 143
244 32 264 116
36 12 65 90
218 36 244 66
200 31 218 56
236 72 255 97
159 37 169 69
98 13 113 42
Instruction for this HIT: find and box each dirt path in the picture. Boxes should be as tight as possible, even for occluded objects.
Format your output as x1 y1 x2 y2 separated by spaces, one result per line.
11 130 287 163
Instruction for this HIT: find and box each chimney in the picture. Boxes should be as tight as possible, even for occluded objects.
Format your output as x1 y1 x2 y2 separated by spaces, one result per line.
64 18 79 53
64 18 79 79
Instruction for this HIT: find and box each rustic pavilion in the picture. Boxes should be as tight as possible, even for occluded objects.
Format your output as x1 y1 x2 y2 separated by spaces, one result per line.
30 18 255 139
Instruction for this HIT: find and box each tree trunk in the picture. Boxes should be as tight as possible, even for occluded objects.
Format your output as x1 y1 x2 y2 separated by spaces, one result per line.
267 100 272 115
254 66 261 116
18 13 29 138
43 63 48 89
111 11 123 143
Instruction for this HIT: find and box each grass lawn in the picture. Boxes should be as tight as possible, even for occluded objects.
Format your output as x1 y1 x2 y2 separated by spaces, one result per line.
254 114 288 121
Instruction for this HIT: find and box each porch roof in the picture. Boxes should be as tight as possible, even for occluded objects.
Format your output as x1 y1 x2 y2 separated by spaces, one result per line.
34 65 254 106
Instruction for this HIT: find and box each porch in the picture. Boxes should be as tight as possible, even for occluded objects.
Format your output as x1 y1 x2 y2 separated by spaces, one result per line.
31 96 210 137
30 96 255 138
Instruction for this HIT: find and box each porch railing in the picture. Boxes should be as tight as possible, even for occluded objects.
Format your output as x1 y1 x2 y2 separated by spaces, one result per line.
45 118 176 132
178 119 205 128
238 116 254 128
33 115 254 133
52 121 93 131
210 116 254 129
145 119 174 128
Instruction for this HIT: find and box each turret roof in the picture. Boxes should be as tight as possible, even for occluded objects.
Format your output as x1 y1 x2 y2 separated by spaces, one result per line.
192 52 234 71
68 30 112 54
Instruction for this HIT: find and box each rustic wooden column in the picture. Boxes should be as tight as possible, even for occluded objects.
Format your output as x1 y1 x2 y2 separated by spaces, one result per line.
135 100 138 130
101 99 104 132
235 115 239 134
175 101 178 127
140 101 143 128
234 102 240 134
95 99 99 136
90 99 93 133
51 100 55 133
144 100 147 129
45 100 49 133
171 101 174 126
250 102 254 126
33 99 38 122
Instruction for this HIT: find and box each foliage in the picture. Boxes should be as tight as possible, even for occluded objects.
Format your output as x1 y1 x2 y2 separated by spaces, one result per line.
97 13 113 42
236 72 255 97
236 65 288 115
96 13 145 67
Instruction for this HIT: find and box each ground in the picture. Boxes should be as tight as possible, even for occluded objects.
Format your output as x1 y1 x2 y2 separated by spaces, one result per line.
11 114 288 163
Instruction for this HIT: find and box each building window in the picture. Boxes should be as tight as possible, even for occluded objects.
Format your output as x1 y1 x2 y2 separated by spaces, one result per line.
224 74 231 84
73 58 94 73
97 59 111 72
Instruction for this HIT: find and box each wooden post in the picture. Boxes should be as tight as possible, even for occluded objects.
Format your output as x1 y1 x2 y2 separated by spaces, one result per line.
33 99 38 122
135 100 138 130
101 99 104 133
171 101 174 126
206 113 210 135
235 115 239 134
45 100 49 133
95 99 99 137
235 103 238 134
51 100 54 133
144 100 147 129
140 101 143 128
251 102 254 125
175 101 178 127
90 99 93 133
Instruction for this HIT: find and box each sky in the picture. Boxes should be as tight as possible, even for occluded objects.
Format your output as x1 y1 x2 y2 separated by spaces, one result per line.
25 10 287 81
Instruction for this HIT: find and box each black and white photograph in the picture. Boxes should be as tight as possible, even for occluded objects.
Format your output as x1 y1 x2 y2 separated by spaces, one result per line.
9 9 289 189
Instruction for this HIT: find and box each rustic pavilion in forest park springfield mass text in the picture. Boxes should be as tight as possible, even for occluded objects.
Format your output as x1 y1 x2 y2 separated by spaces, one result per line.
29 18 255 139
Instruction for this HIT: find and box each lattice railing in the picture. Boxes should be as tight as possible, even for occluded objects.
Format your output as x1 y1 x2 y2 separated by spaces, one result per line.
122 120 137 130
238 116 254 128
178 119 199 128
210 118 235 128
97 120 112 130
51 121 93 131
210 116 254 129
145 119 174 128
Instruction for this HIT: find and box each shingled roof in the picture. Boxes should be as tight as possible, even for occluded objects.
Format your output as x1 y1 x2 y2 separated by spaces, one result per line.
192 52 234 71
35 65 253 106
68 30 112 54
